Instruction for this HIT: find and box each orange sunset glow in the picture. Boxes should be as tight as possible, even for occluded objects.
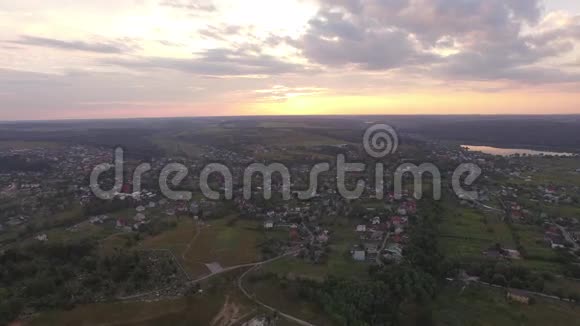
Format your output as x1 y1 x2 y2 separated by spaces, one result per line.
1 0 580 119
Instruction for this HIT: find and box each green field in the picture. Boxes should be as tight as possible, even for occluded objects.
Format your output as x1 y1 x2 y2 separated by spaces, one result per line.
434 285 580 326
138 218 264 278
439 202 516 260
505 157 580 187
244 276 335 325
29 270 256 326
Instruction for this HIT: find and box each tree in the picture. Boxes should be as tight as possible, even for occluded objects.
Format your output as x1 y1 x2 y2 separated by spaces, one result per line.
510 277 524 289
568 292 580 303
492 273 507 286
553 288 565 300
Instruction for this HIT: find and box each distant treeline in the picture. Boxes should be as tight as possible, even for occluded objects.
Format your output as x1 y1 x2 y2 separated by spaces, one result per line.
406 119 580 152
0 155 51 172
0 128 162 159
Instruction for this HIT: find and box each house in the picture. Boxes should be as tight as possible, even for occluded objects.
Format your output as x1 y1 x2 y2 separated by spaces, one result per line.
289 228 300 241
353 250 366 261
134 213 146 222
317 232 330 243
356 225 367 232
35 234 48 242
136 205 146 212
506 289 531 304
264 220 274 229
243 317 267 326
391 216 403 226
383 244 403 263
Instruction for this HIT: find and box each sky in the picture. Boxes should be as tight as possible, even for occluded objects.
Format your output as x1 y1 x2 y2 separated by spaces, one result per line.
1 0 580 120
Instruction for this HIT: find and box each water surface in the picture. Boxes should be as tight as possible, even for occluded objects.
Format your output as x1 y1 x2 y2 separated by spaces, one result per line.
462 145 575 157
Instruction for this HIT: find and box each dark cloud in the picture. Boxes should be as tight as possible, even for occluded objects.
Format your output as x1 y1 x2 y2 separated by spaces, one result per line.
8 36 132 54
298 9 439 70
297 0 580 83
102 47 312 76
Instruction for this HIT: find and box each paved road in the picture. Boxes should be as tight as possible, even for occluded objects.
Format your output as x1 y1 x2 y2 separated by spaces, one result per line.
119 250 299 301
190 250 299 284
375 231 391 265
555 224 580 250
461 194 504 214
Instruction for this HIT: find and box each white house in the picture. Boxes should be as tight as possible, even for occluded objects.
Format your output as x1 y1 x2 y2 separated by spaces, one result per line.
35 234 48 242
264 221 274 229
134 213 146 222
353 250 366 261
356 225 367 232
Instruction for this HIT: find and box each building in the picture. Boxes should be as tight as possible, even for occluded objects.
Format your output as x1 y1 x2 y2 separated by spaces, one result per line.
356 225 367 232
35 234 48 242
353 250 366 261
506 289 531 304
264 220 274 229
134 213 147 222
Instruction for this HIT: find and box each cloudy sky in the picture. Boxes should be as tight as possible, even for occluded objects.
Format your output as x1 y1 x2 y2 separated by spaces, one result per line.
1 0 580 120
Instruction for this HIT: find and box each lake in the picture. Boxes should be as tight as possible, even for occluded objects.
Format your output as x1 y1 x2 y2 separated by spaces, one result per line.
462 145 575 157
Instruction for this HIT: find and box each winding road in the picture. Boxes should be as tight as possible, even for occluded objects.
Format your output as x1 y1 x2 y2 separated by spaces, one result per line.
237 254 316 326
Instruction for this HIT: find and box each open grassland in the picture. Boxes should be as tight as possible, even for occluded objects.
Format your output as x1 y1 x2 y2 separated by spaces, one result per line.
245 276 335 326
138 217 264 278
507 157 580 187
434 285 580 326
439 203 515 260
151 136 206 158
514 224 558 260
29 270 256 326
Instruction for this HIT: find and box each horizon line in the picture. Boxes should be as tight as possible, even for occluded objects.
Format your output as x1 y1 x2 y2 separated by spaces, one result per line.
3 112 580 123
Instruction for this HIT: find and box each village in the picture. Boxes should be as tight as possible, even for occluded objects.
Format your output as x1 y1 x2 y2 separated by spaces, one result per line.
1 133 580 326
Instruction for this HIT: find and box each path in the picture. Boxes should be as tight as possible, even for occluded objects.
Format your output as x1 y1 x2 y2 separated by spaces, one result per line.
555 224 580 251
461 194 504 214
237 254 316 326
181 222 206 261
375 231 391 265
190 250 298 284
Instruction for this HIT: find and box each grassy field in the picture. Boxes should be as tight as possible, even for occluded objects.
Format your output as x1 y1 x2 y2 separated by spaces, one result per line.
245 276 335 325
514 224 557 260
439 202 516 260
505 157 580 187
28 270 256 326
138 217 264 278
434 284 580 326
